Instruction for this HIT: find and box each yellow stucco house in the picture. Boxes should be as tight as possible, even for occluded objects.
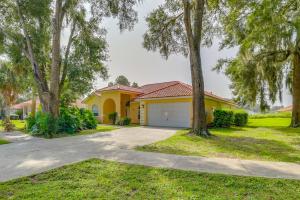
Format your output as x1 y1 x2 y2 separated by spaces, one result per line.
83 81 237 128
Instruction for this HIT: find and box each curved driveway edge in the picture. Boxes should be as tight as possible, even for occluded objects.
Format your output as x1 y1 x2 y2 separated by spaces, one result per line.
0 127 300 182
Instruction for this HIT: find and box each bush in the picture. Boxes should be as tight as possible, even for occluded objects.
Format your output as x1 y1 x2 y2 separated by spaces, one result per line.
58 107 81 134
118 117 131 126
26 107 98 136
233 110 248 126
108 112 118 125
80 108 97 129
30 111 58 137
213 109 234 128
25 115 36 131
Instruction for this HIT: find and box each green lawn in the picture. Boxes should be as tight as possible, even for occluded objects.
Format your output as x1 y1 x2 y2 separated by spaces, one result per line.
0 120 26 132
79 125 119 135
0 159 299 200
137 118 300 163
0 139 9 145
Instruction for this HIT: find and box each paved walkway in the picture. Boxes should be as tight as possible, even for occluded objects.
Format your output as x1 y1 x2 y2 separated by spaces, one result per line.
0 127 300 182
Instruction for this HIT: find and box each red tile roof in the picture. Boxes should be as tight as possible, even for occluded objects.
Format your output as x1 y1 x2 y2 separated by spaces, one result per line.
138 81 192 99
91 81 234 104
11 99 40 109
97 84 143 94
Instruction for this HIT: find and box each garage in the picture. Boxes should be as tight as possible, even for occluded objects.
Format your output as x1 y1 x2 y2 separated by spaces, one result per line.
147 102 191 128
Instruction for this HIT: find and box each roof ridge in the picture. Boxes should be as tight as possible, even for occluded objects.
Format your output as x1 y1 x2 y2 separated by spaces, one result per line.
138 81 180 98
140 81 180 88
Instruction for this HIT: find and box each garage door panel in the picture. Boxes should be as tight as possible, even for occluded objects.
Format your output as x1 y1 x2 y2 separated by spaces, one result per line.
148 102 191 128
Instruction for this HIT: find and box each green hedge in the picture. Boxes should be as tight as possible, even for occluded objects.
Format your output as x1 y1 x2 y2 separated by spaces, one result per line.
233 110 248 126
213 109 234 128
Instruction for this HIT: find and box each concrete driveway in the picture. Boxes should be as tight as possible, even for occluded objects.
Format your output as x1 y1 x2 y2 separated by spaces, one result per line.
0 127 176 182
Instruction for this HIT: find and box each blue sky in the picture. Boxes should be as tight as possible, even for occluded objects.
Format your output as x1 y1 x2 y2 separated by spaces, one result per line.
96 1 292 106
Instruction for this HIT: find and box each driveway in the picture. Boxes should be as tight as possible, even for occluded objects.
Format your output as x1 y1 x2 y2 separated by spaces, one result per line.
1 127 300 182
0 127 176 182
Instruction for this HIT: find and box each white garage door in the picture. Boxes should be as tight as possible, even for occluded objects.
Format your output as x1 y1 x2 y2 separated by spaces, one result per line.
147 102 191 128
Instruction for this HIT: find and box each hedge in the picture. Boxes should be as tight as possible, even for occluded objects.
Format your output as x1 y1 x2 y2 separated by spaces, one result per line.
233 110 248 126
213 109 234 128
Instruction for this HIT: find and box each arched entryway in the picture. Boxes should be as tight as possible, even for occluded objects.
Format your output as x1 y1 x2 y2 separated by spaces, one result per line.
103 98 116 124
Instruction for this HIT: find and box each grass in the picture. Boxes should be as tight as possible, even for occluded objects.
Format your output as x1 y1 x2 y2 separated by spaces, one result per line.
0 120 26 132
79 125 119 135
250 112 291 119
137 118 300 163
0 159 299 200
0 139 9 145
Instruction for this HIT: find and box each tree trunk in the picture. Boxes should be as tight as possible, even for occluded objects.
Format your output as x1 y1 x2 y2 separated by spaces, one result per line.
49 0 63 118
291 52 300 127
183 0 209 136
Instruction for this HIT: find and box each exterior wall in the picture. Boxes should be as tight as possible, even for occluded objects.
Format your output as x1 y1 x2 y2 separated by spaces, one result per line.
85 91 140 124
130 101 140 124
85 95 102 122
140 97 236 126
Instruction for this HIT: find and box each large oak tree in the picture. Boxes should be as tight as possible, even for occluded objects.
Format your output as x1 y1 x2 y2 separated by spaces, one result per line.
0 0 140 119
216 0 300 127
143 0 217 136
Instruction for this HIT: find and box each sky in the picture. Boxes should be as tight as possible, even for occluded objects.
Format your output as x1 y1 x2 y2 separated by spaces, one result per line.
95 1 292 106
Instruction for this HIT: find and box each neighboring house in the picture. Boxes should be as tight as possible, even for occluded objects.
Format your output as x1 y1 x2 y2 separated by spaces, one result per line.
278 105 292 112
83 81 237 128
11 99 86 119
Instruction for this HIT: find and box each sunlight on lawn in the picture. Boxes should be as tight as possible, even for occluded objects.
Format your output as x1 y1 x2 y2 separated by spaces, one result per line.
0 159 299 199
79 125 119 135
137 118 300 163
0 120 26 132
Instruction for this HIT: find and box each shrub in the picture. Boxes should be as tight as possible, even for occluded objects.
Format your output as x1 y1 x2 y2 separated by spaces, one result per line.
26 107 98 136
233 110 248 126
213 109 234 128
30 111 58 137
108 112 118 125
80 108 97 129
58 107 81 134
25 115 36 131
118 117 131 126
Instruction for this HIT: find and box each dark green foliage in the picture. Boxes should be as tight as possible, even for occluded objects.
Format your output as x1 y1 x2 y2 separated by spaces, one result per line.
213 109 234 128
108 112 118 125
25 115 36 131
233 110 248 127
79 108 97 129
58 107 81 134
15 109 23 119
30 111 58 137
118 117 131 126
26 107 98 136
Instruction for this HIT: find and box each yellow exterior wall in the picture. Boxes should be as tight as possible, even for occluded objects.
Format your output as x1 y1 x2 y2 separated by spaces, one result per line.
139 97 236 126
130 101 140 124
85 91 236 126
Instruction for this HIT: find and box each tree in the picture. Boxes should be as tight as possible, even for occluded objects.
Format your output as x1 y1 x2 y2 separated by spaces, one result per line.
131 82 139 88
215 0 300 127
143 0 216 136
115 75 131 86
0 62 29 130
0 0 140 120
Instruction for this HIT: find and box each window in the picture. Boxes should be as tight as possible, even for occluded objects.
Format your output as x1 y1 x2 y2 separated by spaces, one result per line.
92 105 99 116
